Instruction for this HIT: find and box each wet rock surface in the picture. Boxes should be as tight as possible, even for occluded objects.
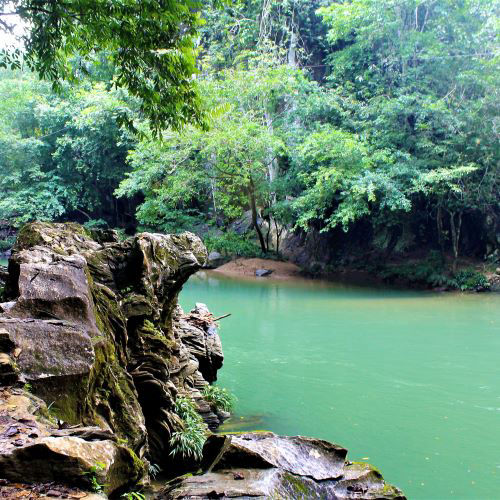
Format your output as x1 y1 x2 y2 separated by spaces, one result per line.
163 432 406 499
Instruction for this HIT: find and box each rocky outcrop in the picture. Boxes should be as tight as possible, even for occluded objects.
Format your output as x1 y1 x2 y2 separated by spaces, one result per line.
163 432 406 499
0 386 143 495
0 222 225 494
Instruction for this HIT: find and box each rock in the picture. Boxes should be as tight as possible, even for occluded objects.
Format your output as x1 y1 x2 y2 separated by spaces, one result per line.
0 388 143 495
0 222 224 487
163 432 406 499
176 304 223 385
1 436 143 493
0 352 19 385
228 210 261 236
0 479 106 499
206 251 225 269
255 269 273 277
202 433 347 480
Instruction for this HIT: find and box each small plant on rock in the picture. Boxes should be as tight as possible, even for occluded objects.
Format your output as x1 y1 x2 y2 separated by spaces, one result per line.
170 395 207 461
148 462 161 479
202 385 235 412
82 462 106 493
121 492 146 500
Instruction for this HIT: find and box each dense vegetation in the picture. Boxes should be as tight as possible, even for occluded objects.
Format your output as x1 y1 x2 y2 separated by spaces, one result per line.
0 0 498 285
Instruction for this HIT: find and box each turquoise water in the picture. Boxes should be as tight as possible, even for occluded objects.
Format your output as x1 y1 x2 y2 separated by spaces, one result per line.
0 258 7 267
180 272 500 499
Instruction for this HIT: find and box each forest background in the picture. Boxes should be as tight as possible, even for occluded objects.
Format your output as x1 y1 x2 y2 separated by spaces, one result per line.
0 0 498 288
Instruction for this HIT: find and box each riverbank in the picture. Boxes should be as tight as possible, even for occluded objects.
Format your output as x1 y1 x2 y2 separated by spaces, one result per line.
208 255 499 292
212 257 303 280
0 223 405 499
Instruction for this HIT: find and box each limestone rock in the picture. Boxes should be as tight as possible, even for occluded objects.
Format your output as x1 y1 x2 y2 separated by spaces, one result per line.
0 222 223 484
164 432 406 499
210 432 347 480
1 436 142 493
0 387 143 495
206 251 225 269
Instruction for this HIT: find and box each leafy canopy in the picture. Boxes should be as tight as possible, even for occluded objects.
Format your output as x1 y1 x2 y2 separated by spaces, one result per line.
0 0 227 133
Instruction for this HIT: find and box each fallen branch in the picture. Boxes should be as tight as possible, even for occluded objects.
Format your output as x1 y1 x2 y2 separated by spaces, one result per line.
214 313 231 321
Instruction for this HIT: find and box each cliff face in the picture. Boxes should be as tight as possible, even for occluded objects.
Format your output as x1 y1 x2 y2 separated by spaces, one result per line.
0 222 224 494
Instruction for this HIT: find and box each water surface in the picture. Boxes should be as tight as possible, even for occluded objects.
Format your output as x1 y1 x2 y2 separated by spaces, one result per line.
180 272 500 500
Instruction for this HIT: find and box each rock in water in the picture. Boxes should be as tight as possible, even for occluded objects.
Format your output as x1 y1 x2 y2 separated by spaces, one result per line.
163 432 406 499
255 269 273 277
0 222 225 492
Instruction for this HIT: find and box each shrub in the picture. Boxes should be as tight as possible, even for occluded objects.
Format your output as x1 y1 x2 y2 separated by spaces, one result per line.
170 395 207 461
380 251 447 287
202 385 235 412
83 219 108 230
204 231 261 258
82 462 106 493
0 236 16 252
449 269 490 291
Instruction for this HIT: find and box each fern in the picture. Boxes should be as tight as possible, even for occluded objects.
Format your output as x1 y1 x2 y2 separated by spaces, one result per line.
202 385 235 412
170 396 207 461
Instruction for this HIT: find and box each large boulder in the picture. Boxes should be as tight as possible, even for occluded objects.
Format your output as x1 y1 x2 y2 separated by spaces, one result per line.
163 432 406 499
0 387 144 496
0 222 225 485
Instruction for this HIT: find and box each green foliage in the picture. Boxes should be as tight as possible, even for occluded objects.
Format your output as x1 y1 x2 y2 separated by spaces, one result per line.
202 385 235 412
148 463 161 479
1 0 498 270
83 219 108 230
0 236 15 252
121 493 146 500
204 232 261 258
170 395 207 461
0 0 229 133
449 269 490 292
82 461 106 493
380 252 448 287
0 74 137 227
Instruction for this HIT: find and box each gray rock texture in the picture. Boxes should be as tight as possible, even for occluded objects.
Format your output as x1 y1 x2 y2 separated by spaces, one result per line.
0 222 225 491
163 432 406 499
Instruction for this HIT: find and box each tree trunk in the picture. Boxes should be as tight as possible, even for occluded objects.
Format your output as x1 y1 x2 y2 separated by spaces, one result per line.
449 210 463 273
288 30 298 68
249 180 267 253
436 205 445 255
274 216 283 257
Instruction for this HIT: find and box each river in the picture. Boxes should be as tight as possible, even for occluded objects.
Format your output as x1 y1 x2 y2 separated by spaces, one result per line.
180 271 500 500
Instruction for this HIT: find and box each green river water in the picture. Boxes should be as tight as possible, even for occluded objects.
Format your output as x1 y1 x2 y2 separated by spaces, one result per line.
180 272 500 500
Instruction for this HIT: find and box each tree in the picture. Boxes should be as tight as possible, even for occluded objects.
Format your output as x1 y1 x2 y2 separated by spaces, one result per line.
0 70 137 226
118 111 284 253
0 0 227 133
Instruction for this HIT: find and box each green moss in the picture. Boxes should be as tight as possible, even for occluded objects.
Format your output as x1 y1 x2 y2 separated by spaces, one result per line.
14 224 44 250
125 447 146 480
283 472 313 496
349 461 383 478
